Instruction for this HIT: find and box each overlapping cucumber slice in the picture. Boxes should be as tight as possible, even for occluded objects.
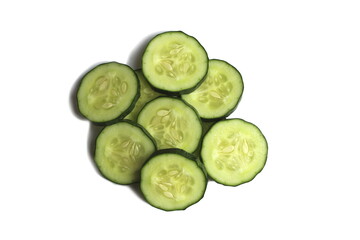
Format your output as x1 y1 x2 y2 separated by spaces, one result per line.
137 97 202 153
182 59 243 120
142 31 208 94
77 62 139 125
141 149 207 211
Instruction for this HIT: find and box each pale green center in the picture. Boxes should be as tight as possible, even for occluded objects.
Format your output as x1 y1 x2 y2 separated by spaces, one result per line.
104 137 143 172
88 71 128 110
214 133 255 171
191 73 233 108
154 42 196 80
153 164 195 200
147 108 186 149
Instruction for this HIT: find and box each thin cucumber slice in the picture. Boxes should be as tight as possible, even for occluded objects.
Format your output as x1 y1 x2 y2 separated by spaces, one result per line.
201 119 268 186
125 69 163 121
142 31 208 94
77 62 139 125
94 120 156 184
137 96 202 153
182 59 243 119
140 149 207 211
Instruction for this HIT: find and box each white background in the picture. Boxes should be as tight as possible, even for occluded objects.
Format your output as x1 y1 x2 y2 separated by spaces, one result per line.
1 0 359 239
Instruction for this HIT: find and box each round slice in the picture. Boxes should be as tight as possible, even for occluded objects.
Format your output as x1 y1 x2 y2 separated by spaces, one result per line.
182 59 243 119
125 69 163 121
142 31 208 94
94 120 156 184
141 149 207 211
77 62 139 125
201 118 268 186
137 96 202 153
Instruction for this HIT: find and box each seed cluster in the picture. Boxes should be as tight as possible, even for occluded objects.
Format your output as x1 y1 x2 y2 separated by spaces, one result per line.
148 109 185 148
154 164 194 200
215 136 255 171
88 73 128 110
193 73 233 105
105 137 143 172
155 43 196 79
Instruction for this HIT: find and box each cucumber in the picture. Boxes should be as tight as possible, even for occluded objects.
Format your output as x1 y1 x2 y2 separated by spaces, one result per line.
77 62 139 125
201 119 267 186
142 31 209 94
181 59 243 120
125 69 163 121
94 120 156 184
137 96 202 153
140 149 207 211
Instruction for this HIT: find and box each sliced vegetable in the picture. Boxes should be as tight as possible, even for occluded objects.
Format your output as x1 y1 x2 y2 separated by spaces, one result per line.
201 118 268 186
142 31 208 94
77 62 139 125
137 96 202 153
141 149 207 211
182 59 243 120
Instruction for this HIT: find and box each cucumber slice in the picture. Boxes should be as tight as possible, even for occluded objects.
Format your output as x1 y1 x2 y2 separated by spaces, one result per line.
201 119 267 186
142 31 208 94
94 120 156 184
182 59 243 119
77 62 139 125
140 149 207 211
137 96 202 153
125 69 163 121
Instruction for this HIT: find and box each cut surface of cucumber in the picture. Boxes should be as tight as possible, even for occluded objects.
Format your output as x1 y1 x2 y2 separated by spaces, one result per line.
142 31 208 93
77 62 139 124
137 97 202 153
140 149 207 211
95 120 156 184
182 59 243 119
201 119 267 186
125 69 163 121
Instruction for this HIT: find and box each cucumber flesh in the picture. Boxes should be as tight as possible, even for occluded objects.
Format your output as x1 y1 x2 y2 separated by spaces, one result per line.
182 59 243 119
140 149 207 211
137 97 202 153
77 62 139 124
201 119 267 186
125 69 162 121
142 31 208 93
95 120 156 184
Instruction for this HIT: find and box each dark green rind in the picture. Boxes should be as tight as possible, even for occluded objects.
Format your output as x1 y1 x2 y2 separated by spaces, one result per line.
143 73 208 96
94 119 157 185
181 59 244 121
140 148 208 211
77 62 140 126
136 96 203 154
142 31 209 95
201 118 268 187
147 148 207 178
